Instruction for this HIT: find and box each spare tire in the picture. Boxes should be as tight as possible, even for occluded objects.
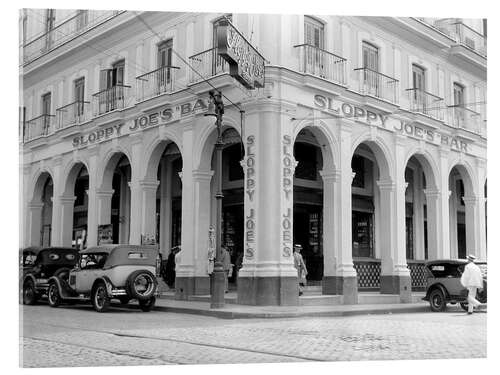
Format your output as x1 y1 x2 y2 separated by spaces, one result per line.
126 270 157 300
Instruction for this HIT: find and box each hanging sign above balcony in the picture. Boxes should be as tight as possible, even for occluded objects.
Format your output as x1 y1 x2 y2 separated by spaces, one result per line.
217 19 266 90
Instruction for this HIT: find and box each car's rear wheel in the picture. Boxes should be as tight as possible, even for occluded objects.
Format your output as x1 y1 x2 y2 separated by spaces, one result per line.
47 282 61 307
23 279 37 305
139 297 156 312
429 289 447 312
92 283 110 313
126 270 157 301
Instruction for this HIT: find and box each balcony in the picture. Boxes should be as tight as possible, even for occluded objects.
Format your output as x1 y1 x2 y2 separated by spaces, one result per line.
354 68 399 104
56 101 91 129
136 66 179 102
25 114 55 141
447 105 481 133
406 88 444 121
188 48 229 84
294 44 347 85
92 85 131 116
22 10 121 64
433 19 486 57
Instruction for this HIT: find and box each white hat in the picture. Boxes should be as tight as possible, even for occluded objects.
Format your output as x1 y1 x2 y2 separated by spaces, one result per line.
467 254 477 261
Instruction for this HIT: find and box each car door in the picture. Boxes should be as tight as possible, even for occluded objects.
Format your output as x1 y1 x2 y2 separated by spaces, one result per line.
444 263 466 298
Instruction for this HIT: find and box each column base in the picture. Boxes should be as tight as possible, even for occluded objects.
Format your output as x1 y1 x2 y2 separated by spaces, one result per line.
174 276 211 299
322 276 358 304
380 275 412 303
237 276 298 306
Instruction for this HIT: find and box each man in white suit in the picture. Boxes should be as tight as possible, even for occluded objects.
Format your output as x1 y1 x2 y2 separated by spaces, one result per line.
460 254 484 314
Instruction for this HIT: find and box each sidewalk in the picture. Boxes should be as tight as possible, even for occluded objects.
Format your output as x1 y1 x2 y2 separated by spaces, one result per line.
154 295 430 319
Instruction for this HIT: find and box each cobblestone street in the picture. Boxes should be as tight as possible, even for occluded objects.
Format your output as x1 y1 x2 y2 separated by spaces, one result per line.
20 303 487 367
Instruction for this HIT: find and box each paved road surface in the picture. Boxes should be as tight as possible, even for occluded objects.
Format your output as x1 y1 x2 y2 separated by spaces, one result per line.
20 302 486 367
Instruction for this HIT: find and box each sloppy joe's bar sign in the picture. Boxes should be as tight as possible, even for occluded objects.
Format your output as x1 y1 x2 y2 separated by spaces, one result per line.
217 19 265 90
72 98 208 148
314 94 471 153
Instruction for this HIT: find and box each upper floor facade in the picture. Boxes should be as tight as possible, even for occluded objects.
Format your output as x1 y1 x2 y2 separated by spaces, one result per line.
19 10 487 147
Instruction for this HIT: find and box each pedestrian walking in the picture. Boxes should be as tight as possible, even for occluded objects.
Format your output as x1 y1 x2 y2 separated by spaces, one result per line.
221 246 232 293
165 246 181 288
293 244 308 296
460 254 484 314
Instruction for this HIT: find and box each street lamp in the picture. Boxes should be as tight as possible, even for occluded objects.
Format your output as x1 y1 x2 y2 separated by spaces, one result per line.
205 89 225 308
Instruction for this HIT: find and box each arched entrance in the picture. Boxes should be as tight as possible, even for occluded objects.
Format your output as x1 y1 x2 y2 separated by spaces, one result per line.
350 140 393 291
61 162 89 249
293 128 324 284
30 172 54 246
448 165 475 259
99 152 131 244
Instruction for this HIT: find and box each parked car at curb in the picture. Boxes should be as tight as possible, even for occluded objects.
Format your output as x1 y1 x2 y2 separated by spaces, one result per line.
47 245 161 313
20 247 79 305
422 259 487 312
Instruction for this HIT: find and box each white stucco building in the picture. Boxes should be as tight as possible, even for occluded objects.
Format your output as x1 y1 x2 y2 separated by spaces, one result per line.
20 10 487 305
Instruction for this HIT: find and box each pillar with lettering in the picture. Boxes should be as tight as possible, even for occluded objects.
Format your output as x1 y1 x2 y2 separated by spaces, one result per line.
237 104 298 306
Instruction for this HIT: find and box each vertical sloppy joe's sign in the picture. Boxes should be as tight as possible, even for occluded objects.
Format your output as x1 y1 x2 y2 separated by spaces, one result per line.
217 19 265 89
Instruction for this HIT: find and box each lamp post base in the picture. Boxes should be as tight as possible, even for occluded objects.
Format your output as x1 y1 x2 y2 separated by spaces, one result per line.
210 269 226 308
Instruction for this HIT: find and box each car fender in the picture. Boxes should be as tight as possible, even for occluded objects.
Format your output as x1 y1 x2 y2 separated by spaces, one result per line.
48 276 77 299
91 276 115 298
22 273 37 287
425 283 449 300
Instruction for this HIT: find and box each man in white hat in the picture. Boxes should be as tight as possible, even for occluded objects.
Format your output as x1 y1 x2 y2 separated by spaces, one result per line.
460 254 484 314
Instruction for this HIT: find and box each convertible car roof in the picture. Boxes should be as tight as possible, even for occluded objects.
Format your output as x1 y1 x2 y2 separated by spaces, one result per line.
21 246 75 255
425 259 484 266
80 244 157 254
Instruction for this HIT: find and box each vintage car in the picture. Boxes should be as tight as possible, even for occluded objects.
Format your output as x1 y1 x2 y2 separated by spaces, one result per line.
422 259 487 312
20 246 79 305
47 245 160 312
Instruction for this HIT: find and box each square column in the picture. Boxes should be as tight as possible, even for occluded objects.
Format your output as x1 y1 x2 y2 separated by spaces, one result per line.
138 179 160 243
85 149 100 247
27 201 44 246
54 196 77 247
322 122 357 304
463 195 486 260
159 159 173 258
237 106 298 306
424 189 440 260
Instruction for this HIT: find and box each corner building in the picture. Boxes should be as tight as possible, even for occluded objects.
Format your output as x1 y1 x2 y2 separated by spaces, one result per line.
20 11 487 305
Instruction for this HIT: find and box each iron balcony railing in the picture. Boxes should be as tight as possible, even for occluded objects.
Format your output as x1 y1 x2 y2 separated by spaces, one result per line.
188 47 229 84
92 84 131 116
294 44 347 85
56 101 90 129
25 114 55 141
406 88 444 121
136 66 180 102
354 67 399 104
447 105 481 133
433 19 486 57
22 10 121 64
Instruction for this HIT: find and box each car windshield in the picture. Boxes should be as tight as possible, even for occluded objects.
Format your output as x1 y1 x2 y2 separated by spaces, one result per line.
80 253 108 270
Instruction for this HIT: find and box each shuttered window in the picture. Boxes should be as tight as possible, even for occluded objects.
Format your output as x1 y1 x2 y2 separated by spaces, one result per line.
362 41 379 71
304 16 324 48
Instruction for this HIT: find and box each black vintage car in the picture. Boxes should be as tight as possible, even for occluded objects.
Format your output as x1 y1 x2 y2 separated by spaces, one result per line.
422 259 487 312
20 247 79 305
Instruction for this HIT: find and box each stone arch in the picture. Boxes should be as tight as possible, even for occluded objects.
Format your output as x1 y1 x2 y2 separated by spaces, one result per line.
141 133 183 181
292 119 339 173
62 158 90 196
402 148 439 190
447 159 477 198
195 115 242 171
351 133 394 181
29 167 54 203
98 146 133 190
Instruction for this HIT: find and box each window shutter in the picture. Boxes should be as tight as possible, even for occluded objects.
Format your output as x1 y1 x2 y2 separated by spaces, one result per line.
99 70 109 91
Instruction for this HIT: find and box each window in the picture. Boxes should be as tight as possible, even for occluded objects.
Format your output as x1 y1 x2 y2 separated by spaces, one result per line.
453 83 465 107
304 16 324 49
76 10 88 30
352 211 373 258
362 41 379 72
157 39 173 85
74 77 85 116
412 64 426 91
80 253 108 269
42 92 51 115
100 60 125 90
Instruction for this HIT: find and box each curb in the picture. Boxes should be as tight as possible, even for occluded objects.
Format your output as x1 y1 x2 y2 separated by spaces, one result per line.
152 304 430 319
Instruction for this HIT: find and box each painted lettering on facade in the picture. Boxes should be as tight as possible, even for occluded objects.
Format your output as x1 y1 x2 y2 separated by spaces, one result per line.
72 98 208 148
244 135 256 259
314 94 470 153
282 135 293 257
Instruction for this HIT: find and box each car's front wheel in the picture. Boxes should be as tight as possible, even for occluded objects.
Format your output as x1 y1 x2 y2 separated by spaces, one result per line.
139 297 156 312
429 289 447 312
23 279 37 305
92 283 110 313
47 282 61 307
